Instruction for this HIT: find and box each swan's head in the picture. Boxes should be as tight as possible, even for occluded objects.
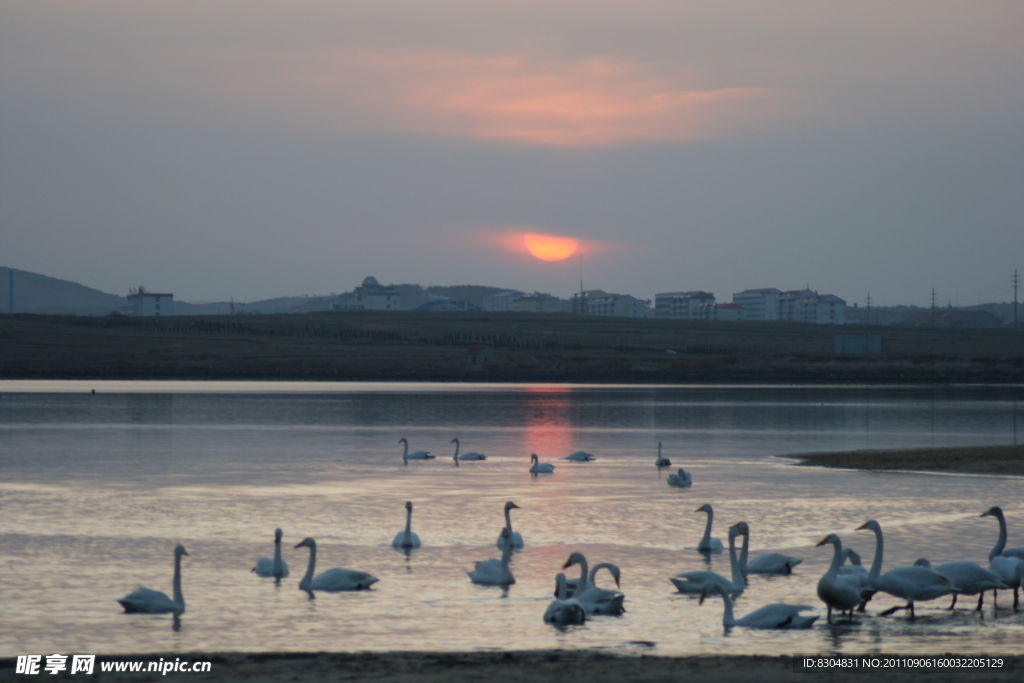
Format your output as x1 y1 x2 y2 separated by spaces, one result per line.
274 528 283 542
980 506 1003 519
530 453 539 463
695 504 713 514
451 438 459 444
816 533 841 548
730 521 750 535
856 520 880 534
398 437 408 445
603 564 622 587
563 551 586 569
727 525 744 540
913 557 932 568
698 582 723 604
174 545 189 558
405 501 413 512
294 537 316 550
504 501 520 512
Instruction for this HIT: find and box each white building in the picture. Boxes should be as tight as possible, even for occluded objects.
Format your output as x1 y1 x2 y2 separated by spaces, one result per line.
586 293 647 318
333 276 401 311
655 291 716 320
731 288 781 321
777 289 817 321
482 290 523 312
512 292 569 313
696 302 744 321
800 294 846 325
126 287 173 317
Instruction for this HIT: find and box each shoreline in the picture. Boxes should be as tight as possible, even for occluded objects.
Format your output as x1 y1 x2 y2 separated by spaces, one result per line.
3 652 1020 683
783 444 1024 476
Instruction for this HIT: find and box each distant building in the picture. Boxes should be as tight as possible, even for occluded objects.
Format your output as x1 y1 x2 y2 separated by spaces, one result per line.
126 287 173 317
696 302 744 321
414 299 482 311
732 288 782 321
585 293 647 318
900 310 1003 328
482 290 523 312
655 291 716 320
801 294 846 325
332 276 400 311
777 289 817 321
513 292 570 313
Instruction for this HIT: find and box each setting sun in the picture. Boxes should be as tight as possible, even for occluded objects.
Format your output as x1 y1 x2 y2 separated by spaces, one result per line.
523 233 579 261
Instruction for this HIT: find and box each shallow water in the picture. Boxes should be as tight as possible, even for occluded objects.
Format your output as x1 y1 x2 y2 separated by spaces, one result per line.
1 381 1022 658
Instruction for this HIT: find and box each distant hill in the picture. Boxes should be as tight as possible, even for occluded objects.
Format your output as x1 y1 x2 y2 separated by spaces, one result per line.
0 266 125 315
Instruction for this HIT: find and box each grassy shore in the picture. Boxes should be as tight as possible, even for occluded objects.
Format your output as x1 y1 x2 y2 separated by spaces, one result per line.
785 444 1024 476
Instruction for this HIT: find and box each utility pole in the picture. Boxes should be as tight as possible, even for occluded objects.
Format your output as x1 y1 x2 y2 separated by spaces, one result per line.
930 287 937 326
865 292 871 326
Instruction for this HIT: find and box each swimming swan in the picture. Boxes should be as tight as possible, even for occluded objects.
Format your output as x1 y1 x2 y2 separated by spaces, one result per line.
815 534 863 622
451 437 486 464
667 468 692 487
695 503 724 552
733 522 802 574
544 573 587 626
392 501 422 549
294 538 379 592
981 505 1024 609
856 520 956 618
563 451 596 461
913 558 1006 610
398 437 434 463
655 442 671 468
671 524 745 596
701 582 817 629
117 545 188 615
252 528 290 580
574 562 626 616
469 528 515 585
495 501 524 550
529 453 555 474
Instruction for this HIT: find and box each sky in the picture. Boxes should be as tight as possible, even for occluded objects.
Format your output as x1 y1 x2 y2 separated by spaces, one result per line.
1 1 1021 307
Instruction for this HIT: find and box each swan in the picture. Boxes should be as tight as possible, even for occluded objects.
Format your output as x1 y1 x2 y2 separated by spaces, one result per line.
733 521 802 574
695 503 724 551
252 528 290 580
529 453 555 474
667 468 692 487
391 501 422 549
495 501 524 549
398 437 434 463
117 545 188 615
913 558 1006 610
981 505 1024 609
574 562 626 616
815 534 863 622
838 547 875 611
544 573 587 626
701 582 818 629
294 538 378 592
670 524 746 596
655 442 671 468
856 520 957 618
451 437 486 464
469 528 515 585
563 450 596 461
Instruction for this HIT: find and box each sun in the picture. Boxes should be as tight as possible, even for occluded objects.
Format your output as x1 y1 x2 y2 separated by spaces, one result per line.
523 233 579 261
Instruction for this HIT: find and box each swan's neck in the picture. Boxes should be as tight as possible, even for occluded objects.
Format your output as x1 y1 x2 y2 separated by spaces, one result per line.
500 538 513 575
720 589 736 627
826 539 844 581
404 508 413 541
867 527 884 584
453 441 460 459
504 507 514 536
576 557 590 594
738 529 749 570
401 441 408 460
300 545 317 590
702 511 714 543
657 443 661 461
273 538 284 575
172 553 185 611
727 533 743 586
990 510 1008 561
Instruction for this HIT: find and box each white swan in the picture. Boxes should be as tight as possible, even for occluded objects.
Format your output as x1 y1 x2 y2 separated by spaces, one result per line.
733 521 802 575
815 534 863 622
695 503 724 551
670 524 746 596
451 437 486 464
982 505 1024 609
667 468 692 487
563 450 596 461
469 528 515 585
856 520 957 618
495 501 524 549
391 501 422 549
252 528 290 580
655 442 671 468
117 545 188 615
544 573 587 626
294 538 378 592
398 437 434 463
529 453 555 474
838 547 875 611
913 558 1006 610
701 582 818 629
575 562 626 616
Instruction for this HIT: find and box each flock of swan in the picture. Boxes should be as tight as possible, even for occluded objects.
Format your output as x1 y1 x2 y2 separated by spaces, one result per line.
117 438 1024 634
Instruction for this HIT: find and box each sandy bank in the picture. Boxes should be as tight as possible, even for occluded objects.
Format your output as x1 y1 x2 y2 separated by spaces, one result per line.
785 444 1024 476
3 652 1019 683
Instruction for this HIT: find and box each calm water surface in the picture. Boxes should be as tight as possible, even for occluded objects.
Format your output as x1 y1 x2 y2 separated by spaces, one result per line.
1 381 1022 658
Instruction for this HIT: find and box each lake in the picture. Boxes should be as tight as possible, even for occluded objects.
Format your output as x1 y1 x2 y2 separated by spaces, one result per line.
0 381 1021 659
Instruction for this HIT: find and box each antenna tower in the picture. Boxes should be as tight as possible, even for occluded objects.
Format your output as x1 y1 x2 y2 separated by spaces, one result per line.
930 287 937 325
